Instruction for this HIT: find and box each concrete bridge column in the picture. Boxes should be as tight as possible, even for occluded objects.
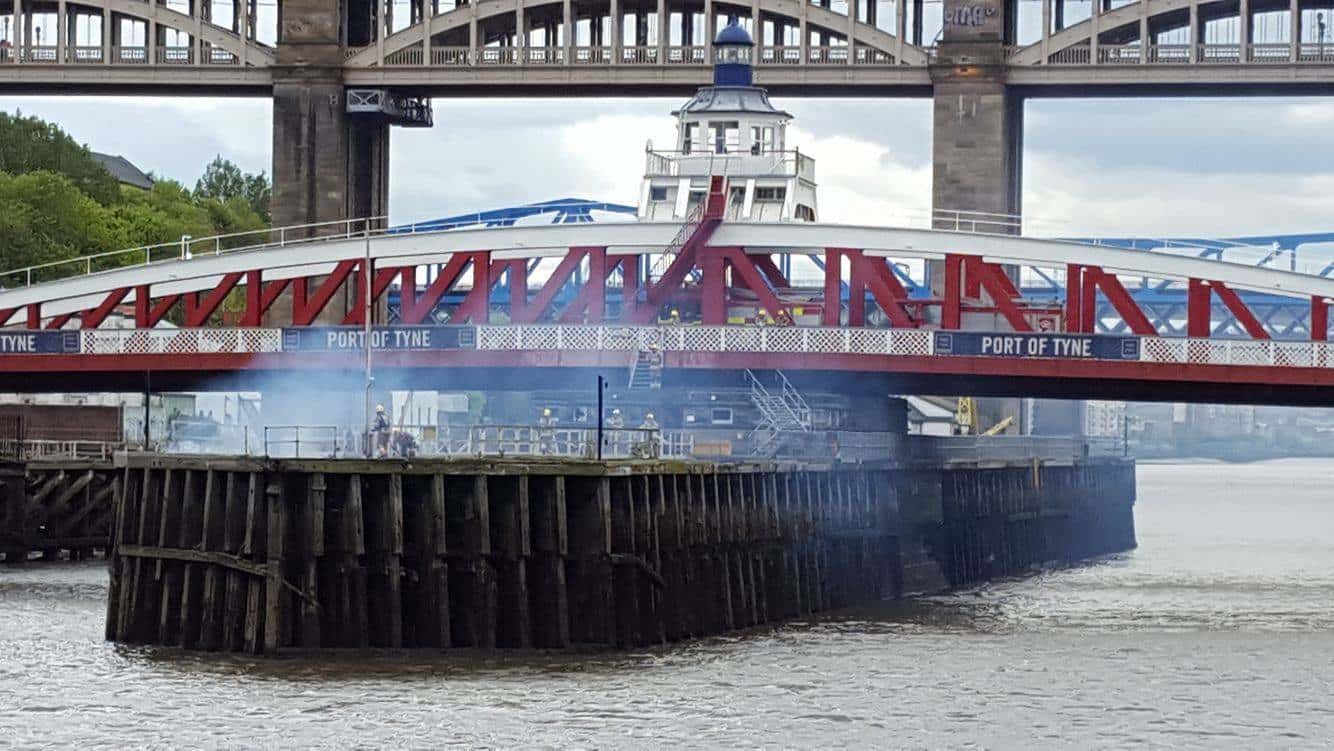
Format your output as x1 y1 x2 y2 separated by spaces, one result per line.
929 0 1023 230
271 0 389 232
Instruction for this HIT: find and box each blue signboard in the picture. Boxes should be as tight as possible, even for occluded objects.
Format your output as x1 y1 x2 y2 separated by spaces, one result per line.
934 331 1140 361
282 326 476 352
0 330 80 354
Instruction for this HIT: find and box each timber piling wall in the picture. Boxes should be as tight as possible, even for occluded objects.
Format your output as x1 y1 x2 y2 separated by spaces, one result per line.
105 455 1136 654
1 460 118 563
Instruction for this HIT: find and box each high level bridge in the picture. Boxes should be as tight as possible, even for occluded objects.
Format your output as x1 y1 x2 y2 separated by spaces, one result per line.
2 0 1333 228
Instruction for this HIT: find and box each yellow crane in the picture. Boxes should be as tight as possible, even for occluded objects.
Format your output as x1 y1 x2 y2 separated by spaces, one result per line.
954 397 1015 436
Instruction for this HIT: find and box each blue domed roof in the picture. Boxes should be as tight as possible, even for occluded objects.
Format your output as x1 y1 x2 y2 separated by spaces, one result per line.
714 20 754 46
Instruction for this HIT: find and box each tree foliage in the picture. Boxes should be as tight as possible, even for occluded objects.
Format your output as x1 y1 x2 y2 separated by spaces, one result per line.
0 114 272 284
0 111 123 205
195 155 272 222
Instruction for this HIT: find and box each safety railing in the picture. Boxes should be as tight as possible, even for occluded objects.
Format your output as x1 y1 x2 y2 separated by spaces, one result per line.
0 439 124 462
357 40 912 68
448 425 665 459
1039 41 1334 66
621 45 659 64
572 46 612 64
0 43 256 66
162 421 258 455
759 45 803 65
933 208 1023 234
644 148 811 179
477 46 519 65
901 435 1125 464
263 425 340 458
666 45 707 64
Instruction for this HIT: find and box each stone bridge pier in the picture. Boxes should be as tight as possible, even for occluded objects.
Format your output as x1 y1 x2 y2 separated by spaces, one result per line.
271 0 390 234
930 0 1025 230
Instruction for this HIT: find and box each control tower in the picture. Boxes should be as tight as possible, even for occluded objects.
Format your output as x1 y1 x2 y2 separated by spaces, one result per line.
639 21 817 224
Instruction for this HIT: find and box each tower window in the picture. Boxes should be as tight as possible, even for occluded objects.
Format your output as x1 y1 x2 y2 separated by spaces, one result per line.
711 121 739 154
751 126 776 155
754 187 785 202
683 122 700 154
650 186 668 201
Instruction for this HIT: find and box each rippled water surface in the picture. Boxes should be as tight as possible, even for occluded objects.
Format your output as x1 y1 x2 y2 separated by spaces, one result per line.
4 460 1334 748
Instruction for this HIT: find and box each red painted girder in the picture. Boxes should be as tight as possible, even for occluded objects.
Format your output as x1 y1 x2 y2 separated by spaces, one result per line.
1210 281 1270 340
450 253 499 323
398 252 485 325
629 217 720 324
291 260 360 326
1186 278 1268 340
240 270 293 327
1077 267 1156 336
184 272 244 327
848 250 915 328
134 286 180 328
80 287 131 329
512 247 600 324
964 257 1031 332
342 266 408 326
1313 296 1329 342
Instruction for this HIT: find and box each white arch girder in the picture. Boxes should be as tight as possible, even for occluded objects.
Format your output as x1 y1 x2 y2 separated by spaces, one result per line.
34 0 275 64
1011 0 1226 64
5 222 1334 321
346 0 926 67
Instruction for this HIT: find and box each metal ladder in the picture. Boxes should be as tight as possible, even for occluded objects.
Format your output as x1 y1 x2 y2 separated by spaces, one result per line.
628 349 663 390
745 369 812 456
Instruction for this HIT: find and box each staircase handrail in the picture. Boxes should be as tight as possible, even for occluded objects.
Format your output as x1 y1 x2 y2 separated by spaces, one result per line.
775 370 813 428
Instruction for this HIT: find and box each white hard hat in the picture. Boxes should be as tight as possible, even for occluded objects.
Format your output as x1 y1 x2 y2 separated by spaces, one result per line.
543 408 552 416
612 408 621 414
376 404 385 412
646 412 655 419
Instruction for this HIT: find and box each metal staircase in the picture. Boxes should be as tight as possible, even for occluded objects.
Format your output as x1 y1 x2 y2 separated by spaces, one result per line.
628 348 664 390
745 369 813 456
647 175 728 282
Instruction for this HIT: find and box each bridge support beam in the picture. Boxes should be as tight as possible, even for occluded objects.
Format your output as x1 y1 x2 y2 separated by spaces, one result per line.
270 0 391 324
929 0 1023 229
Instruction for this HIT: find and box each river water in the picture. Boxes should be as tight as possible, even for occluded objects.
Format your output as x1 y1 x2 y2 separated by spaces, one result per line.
2 460 1333 748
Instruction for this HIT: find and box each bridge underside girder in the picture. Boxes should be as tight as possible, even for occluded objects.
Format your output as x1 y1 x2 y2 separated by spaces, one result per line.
3 350 1334 406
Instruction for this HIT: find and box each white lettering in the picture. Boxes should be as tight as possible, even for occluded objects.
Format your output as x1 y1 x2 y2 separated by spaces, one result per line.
0 334 37 353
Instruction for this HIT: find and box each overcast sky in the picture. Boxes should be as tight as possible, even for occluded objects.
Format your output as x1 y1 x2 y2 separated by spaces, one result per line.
2 94 1332 238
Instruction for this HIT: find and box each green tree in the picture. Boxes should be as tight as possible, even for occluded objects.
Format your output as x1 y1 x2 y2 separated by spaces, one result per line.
0 170 130 282
0 111 122 206
195 155 271 222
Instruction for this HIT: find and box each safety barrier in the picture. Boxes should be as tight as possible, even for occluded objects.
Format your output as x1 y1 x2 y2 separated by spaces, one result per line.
0 439 124 462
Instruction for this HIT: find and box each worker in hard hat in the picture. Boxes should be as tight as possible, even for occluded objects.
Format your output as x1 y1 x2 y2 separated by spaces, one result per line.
606 407 625 456
668 309 682 325
633 412 661 459
537 407 556 455
372 404 391 458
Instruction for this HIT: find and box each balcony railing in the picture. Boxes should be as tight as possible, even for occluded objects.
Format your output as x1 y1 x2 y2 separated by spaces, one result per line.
645 148 815 180
0 44 244 66
1040 42 1334 66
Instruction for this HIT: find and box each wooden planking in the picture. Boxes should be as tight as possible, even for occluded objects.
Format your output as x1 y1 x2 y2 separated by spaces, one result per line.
103 459 1139 655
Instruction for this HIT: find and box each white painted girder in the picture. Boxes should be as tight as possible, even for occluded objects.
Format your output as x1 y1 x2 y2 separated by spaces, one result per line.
6 221 1334 322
